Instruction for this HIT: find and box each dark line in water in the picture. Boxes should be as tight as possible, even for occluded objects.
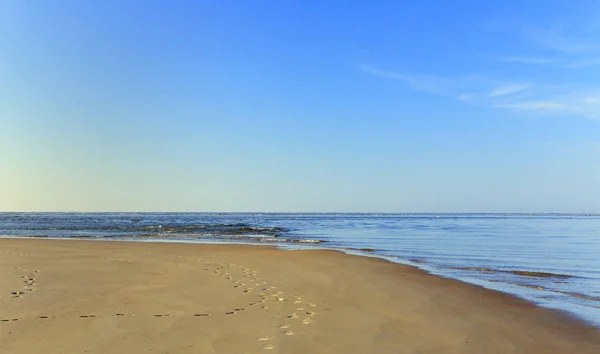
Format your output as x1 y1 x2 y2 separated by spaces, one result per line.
446 267 575 279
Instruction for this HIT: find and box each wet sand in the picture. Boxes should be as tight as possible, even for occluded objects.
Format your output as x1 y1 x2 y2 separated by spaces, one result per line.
1 239 599 353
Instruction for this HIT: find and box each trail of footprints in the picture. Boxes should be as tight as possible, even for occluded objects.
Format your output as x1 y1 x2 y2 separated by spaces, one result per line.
1 257 318 352
206 261 318 351
1 248 37 299
6 268 39 299
0 260 40 321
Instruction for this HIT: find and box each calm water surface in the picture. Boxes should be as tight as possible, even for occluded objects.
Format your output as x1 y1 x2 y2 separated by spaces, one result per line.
1 213 599 325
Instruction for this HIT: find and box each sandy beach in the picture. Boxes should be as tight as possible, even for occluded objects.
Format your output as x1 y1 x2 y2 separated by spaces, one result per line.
0 239 598 353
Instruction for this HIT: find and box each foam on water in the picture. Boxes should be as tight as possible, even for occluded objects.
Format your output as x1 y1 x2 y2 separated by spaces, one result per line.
1 212 599 325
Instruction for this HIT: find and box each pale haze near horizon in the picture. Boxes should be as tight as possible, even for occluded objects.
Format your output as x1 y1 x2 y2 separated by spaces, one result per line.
1 1 599 213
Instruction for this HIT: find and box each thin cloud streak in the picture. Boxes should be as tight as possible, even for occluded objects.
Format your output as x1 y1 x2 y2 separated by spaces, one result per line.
564 58 600 68
489 83 532 97
501 56 561 65
495 101 571 111
583 97 600 104
358 64 449 95
502 56 600 68
457 93 475 102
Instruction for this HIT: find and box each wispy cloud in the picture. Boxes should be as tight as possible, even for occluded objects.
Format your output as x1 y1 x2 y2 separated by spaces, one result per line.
523 26 598 54
495 101 571 111
564 57 600 68
501 56 561 65
358 63 600 119
358 64 491 97
374 20 595 119
494 95 600 119
583 96 600 104
489 83 532 97
495 22 600 68
358 63 486 99
503 56 600 68
457 93 476 102
358 64 449 95
359 19 600 119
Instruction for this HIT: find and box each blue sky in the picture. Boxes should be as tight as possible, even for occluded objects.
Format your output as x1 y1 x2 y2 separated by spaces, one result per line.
1 0 599 212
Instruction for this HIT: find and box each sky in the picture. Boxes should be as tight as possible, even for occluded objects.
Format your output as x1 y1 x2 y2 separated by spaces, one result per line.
1 0 599 212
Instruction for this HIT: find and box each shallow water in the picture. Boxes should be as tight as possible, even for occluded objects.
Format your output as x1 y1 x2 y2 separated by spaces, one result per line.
1 213 599 325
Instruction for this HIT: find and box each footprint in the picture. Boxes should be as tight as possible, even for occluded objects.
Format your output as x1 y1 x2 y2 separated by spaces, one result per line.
193 313 210 317
284 330 294 336
302 318 312 324
257 336 271 341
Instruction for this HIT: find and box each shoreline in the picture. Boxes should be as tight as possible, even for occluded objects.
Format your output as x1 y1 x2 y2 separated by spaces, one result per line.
1 238 599 353
4 235 597 326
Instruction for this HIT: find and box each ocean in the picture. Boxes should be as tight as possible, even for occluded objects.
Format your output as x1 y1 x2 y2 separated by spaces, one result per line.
1 212 599 325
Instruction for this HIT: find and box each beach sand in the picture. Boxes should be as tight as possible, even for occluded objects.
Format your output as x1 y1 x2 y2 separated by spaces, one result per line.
1 239 599 353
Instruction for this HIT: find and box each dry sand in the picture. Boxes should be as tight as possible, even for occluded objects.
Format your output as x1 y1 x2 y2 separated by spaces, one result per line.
1 238 599 353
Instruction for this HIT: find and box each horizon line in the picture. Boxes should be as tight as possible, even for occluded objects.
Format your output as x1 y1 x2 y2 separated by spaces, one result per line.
1 211 599 215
